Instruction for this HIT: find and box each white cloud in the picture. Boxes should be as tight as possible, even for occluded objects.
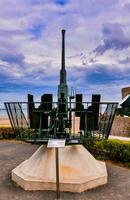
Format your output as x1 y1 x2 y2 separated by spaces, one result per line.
0 0 130 105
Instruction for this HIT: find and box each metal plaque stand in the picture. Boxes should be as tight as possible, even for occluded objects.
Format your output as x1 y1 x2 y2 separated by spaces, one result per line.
55 147 60 200
47 139 66 200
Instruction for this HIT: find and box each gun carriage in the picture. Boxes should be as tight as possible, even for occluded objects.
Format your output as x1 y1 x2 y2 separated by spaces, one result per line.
4 30 118 144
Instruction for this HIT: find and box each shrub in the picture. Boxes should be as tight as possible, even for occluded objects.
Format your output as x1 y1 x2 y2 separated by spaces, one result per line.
84 139 130 166
0 133 3 139
0 127 15 139
0 127 39 140
16 128 38 139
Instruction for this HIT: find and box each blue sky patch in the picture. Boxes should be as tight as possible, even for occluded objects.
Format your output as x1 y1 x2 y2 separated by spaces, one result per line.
55 0 67 6
28 24 45 39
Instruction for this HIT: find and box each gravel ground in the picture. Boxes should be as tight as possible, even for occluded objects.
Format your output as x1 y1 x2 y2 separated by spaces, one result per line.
0 140 130 200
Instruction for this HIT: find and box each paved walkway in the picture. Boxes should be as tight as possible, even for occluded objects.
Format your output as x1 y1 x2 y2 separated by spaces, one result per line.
0 140 130 200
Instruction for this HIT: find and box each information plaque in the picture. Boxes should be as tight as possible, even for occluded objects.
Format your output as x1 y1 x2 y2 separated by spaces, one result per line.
47 138 66 148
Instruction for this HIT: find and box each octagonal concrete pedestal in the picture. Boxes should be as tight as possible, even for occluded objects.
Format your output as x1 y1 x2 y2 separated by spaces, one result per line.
12 145 107 193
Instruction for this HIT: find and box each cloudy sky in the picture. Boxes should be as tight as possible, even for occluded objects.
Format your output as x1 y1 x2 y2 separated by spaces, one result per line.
0 0 130 106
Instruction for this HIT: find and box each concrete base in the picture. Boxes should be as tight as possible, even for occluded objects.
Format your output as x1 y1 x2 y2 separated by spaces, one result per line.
12 145 107 193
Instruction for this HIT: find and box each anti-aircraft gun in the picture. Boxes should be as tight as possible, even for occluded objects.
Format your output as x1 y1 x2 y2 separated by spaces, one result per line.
4 30 118 144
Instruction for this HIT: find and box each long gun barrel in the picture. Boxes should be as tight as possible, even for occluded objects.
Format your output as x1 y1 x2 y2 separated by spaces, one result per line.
61 29 65 71
58 29 68 101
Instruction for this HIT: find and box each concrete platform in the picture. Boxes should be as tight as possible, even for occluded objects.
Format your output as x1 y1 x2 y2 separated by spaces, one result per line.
12 145 107 193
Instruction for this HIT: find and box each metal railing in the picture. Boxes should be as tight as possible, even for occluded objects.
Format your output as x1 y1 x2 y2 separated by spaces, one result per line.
4 101 118 143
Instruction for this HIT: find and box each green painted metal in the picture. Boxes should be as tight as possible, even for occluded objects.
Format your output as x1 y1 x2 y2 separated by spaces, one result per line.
58 30 68 101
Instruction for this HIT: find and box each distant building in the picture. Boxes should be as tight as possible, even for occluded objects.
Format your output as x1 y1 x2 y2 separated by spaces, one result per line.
122 87 130 99
111 87 130 137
